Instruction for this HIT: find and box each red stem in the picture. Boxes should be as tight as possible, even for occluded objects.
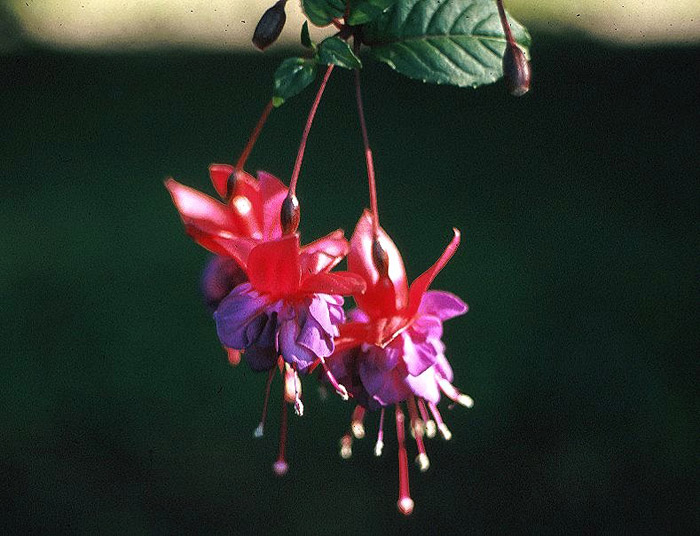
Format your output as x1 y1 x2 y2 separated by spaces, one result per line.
495 0 516 46
288 64 335 196
353 44 380 238
235 99 274 172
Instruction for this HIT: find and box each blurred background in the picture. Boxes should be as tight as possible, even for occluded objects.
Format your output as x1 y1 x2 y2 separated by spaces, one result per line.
0 1 698 534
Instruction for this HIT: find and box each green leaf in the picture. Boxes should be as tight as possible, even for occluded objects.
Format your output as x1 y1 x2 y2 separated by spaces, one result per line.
301 0 345 27
301 21 313 48
318 37 363 70
363 0 531 88
347 0 398 25
272 57 318 107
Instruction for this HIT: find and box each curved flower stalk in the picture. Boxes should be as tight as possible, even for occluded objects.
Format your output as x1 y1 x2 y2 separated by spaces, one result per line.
328 210 472 515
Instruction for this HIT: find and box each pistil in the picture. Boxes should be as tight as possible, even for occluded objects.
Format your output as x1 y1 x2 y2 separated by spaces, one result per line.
395 404 414 515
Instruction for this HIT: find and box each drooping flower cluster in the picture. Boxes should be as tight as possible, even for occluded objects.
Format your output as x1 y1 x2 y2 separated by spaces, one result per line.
166 0 531 515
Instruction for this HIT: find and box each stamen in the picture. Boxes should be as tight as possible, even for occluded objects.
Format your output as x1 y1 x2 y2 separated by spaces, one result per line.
436 376 474 408
407 397 425 439
374 407 385 457
395 405 414 515
254 367 276 438
291 366 304 416
339 432 353 459
417 398 437 439
408 398 430 472
318 357 349 400
273 390 289 476
429 402 452 441
351 406 366 439
283 364 302 408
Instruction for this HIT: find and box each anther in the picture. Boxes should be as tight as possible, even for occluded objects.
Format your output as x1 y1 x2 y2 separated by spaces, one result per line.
415 453 430 473
280 193 300 235
351 406 366 439
339 433 353 459
417 399 437 438
374 407 385 457
436 375 474 408
252 0 287 51
429 402 453 441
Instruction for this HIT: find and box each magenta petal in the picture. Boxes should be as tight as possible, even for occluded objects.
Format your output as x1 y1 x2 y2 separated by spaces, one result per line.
434 354 454 383
402 332 439 377
214 283 269 349
418 290 468 320
404 368 441 404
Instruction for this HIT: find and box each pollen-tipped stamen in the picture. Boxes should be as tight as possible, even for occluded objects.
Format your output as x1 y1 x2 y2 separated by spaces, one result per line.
374 407 385 457
339 432 353 459
254 366 276 438
318 357 349 400
273 391 289 476
407 398 430 472
407 396 425 439
417 398 437 439
395 404 414 515
351 405 366 439
436 376 474 408
428 402 452 441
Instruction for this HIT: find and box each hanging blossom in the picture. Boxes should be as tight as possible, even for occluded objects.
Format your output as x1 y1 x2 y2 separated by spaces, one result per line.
166 167 366 474
327 210 472 515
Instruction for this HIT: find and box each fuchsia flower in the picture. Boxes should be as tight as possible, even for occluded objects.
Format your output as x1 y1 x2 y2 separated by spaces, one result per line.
166 164 366 474
328 210 472 515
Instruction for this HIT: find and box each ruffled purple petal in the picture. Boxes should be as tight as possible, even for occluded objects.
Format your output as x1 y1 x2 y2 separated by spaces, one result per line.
434 353 454 383
214 283 270 349
358 353 411 407
278 315 318 374
418 290 468 320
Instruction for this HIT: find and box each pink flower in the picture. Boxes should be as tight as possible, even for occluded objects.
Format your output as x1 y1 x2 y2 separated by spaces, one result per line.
328 210 471 515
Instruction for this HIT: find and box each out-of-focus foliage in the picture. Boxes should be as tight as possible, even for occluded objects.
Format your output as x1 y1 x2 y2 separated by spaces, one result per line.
2 0 699 52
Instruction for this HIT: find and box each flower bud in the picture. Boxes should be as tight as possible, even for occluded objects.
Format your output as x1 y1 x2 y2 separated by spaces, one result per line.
280 193 300 235
252 0 287 51
502 44 531 97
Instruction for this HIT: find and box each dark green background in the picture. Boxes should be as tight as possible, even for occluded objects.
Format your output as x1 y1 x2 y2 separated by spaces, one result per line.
1 35 697 534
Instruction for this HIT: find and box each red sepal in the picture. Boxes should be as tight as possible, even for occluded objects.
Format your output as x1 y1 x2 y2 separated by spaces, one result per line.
300 229 349 275
348 210 409 318
405 228 461 318
299 272 366 295
246 234 301 297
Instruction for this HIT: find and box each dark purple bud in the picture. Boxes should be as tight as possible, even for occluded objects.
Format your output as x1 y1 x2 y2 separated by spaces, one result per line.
503 44 531 97
280 193 300 235
252 0 287 51
372 237 390 279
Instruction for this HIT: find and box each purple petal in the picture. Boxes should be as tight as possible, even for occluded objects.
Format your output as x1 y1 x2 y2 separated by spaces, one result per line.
214 283 269 349
201 256 247 311
418 290 468 320
401 331 439 377
404 368 441 404
358 353 410 406
307 294 335 335
278 316 317 373
434 354 454 382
